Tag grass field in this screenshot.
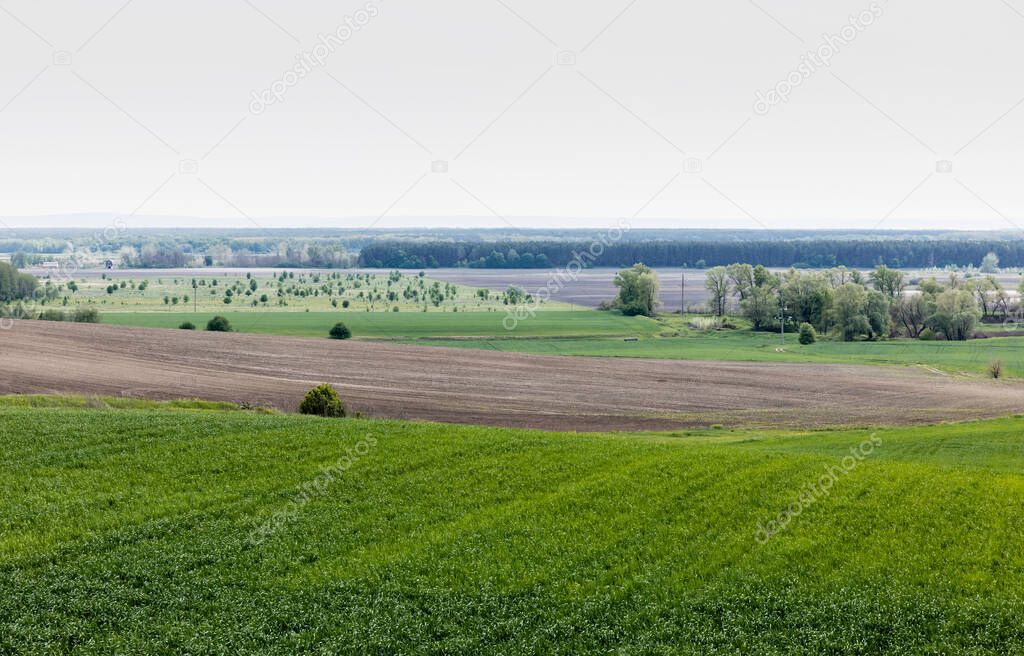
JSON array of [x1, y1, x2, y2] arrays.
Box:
[[95, 306, 1024, 377], [4, 399, 1024, 653], [416, 330, 1024, 377], [101, 310, 661, 339]]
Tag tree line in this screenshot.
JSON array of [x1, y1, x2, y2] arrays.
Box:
[[703, 264, 1022, 341], [357, 239, 1024, 269], [0, 262, 38, 302]]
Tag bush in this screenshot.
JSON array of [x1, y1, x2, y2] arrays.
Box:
[[179, 321, 196, 330], [299, 383, 347, 418], [989, 360, 1003, 379], [798, 322, 817, 345], [71, 307, 100, 323], [688, 317, 721, 332], [39, 309, 66, 321], [206, 316, 233, 332], [329, 322, 352, 340], [919, 328, 938, 341]]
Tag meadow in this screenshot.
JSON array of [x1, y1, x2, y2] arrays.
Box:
[[415, 330, 1024, 377], [3, 399, 1024, 653], [38, 270, 562, 314], [100, 310, 660, 339], [94, 305, 1024, 377]]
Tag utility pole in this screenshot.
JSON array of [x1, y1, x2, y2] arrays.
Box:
[[680, 268, 685, 316]]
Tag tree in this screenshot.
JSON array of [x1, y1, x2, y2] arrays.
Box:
[[741, 285, 778, 331], [831, 283, 870, 341], [704, 266, 730, 316], [980, 251, 1000, 273], [752, 265, 777, 289], [782, 271, 833, 331], [725, 263, 755, 300], [892, 294, 928, 338], [865, 290, 892, 339], [869, 265, 905, 302], [928, 289, 980, 341], [966, 276, 998, 318], [613, 263, 660, 317], [329, 322, 352, 339], [299, 384, 347, 418], [798, 322, 817, 344]]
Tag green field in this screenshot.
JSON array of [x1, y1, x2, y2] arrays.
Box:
[[101, 310, 661, 339], [3, 399, 1024, 653], [37, 270, 565, 314], [415, 330, 1024, 377], [94, 305, 1024, 377]]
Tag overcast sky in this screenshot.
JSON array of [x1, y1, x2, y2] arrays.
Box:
[[1, 0, 1023, 231]]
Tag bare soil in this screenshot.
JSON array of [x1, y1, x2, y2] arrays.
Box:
[[2, 321, 1022, 431]]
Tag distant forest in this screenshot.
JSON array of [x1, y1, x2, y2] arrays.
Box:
[[358, 239, 1024, 269]]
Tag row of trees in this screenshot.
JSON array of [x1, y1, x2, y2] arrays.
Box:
[[706, 264, 1017, 341], [359, 239, 1024, 269]]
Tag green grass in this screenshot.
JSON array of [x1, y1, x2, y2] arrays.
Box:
[[102, 310, 661, 339], [4, 403, 1024, 653], [408, 329, 1024, 377], [40, 271, 535, 314], [0, 394, 274, 412], [100, 308, 1022, 377]]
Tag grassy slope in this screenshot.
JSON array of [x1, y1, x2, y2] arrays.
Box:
[[101, 310, 661, 339], [3, 403, 1024, 653]]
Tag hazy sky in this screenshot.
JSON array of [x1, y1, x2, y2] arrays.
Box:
[[1, 0, 1023, 230]]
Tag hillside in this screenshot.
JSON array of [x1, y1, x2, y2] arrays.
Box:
[[3, 401, 1024, 653]]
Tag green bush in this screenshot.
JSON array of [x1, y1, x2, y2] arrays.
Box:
[[179, 321, 196, 330], [919, 328, 938, 341], [329, 322, 352, 340], [71, 307, 100, 323], [299, 383, 347, 418], [798, 322, 817, 345], [206, 316, 233, 332], [39, 309, 66, 321]]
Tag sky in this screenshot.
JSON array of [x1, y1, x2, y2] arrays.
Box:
[[1, 0, 1023, 231]]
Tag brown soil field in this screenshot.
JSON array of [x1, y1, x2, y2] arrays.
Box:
[[2, 321, 1023, 431]]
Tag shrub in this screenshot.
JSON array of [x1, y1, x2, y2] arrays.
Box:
[[206, 315, 233, 332], [39, 309, 66, 321], [919, 328, 938, 341], [688, 316, 721, 332], [72, 307, 100, 323], [179, 321, 196, 330], [798, 322, 817, 345], [299, 384, 347, 418], [989, 360, 1003, 379], [329, 322, 352, 340]]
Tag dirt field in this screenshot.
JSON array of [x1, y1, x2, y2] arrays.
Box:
[[2, 321, 1023, 431]]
